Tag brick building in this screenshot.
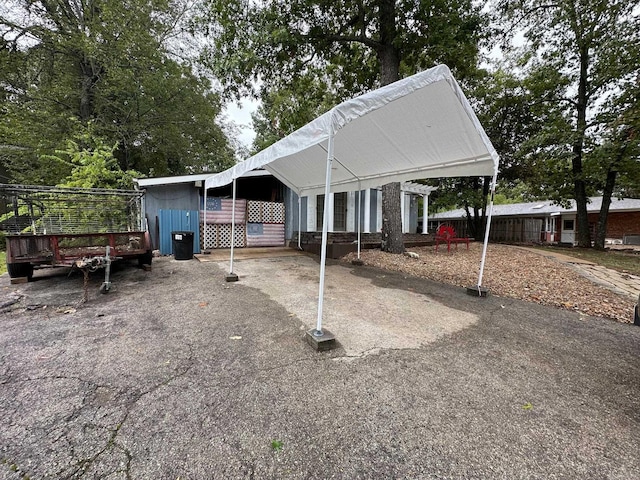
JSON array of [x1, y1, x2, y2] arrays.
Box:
[[430, 197, 640, 245]]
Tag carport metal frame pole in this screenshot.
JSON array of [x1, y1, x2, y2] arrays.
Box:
[[315, 134, 335, 335], [204, 187, 208, 251], [297, 194, 302, 250], [477, 170, 498, 288], [357, 181, 362, 259], [229, 177, 237, 275]]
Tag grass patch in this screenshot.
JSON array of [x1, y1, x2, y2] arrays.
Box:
[[533, 246, 640, 276], [0, 251, 5, 276]]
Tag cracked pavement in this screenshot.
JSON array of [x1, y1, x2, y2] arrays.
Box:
[[1, 254, 639, 479]]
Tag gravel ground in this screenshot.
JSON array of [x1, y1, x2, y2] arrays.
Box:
[[344, 243, 636, 323]]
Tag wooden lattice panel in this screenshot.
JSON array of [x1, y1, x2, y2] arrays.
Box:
[[201, 223, 217, 249], [247, 201, 263, 223], [272, 203, 285, 223], [217, 224, 245, 248]]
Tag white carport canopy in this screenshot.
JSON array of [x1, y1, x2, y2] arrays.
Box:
[[204, 64, 499, 336]]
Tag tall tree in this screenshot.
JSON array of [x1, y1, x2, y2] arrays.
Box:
[[0, 0, 235, 185], [497, 0, 640, 247], [200, 0, 486, 253]]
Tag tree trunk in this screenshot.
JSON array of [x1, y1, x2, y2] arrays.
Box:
[[377, 0, 404, 253], [381, 182, 404, 253], [79, 57, 100, 121], [594, 169, 616, 250], [595, 138, 628, 249], [573, 46, 591, 248]]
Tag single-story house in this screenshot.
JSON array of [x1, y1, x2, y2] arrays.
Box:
[[430, 197, 640, 245], [135, 171, 436, 254]]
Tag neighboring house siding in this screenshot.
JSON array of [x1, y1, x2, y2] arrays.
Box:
[[588, 212, 640, 238]]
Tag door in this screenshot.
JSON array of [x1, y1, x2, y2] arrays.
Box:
[[158, 209, 201, 255], [560, 216, 575, 244]]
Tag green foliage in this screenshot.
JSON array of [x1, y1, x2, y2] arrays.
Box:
[[201, 0, 486, 101], [0, 0, 236, 185], [251, 69, 340, 153], [270, 440, 284, 451], [496, 0, 640, 246], [50, 128, 140, 190]]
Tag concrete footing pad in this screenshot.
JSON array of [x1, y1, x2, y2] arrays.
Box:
[[225, 273, 239, 282], [305, 329, 337, 351], [466, 285, 489, 297]]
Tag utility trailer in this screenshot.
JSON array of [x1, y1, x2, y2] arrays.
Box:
[[1, 184, 152, 285]]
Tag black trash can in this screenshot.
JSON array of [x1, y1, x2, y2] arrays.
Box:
[[172, 231, 194, 260]]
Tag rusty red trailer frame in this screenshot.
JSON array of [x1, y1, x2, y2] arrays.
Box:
[[1, 184, 152, 279]]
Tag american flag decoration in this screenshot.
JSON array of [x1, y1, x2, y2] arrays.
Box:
[[201, 197, 246, 224], [246, 222, 285, 247], [200, 198, 285, 248]]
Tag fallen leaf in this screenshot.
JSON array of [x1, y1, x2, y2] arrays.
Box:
[[198, 302, 209, 307]]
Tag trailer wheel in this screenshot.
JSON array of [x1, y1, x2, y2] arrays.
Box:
[[138, 250, 153, 267], [7, 262, 33, 280]]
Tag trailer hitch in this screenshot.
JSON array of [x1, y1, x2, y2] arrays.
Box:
[[73, 246, 117, 300]]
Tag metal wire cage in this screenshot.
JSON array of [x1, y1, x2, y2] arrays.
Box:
[[0, 184, 145, 235]]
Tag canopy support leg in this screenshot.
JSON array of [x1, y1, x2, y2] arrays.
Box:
[[226, 177, 239, 282], [467, 171, 497, 297], [305, 134, 337, 351], [297, 194, 302, 250], [357, 182, 361, 259], [204, 188, 208, 251]]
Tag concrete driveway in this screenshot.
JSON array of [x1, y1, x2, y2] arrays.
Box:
[[1, 255, 639, 479]]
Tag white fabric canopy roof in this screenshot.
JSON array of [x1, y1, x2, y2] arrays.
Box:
[[205, 64, 499, 195], [204, 64, 500, 337]]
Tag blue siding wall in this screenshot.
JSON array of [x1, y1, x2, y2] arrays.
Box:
[[158, 209, 201, 255], [144, 184, 200, 250]]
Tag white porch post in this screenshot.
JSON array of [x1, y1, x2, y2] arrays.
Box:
[[347, 191, 356, 232], [422, 194, 429, 234], [307, 195, 316, 231], [376, 190, 382, 232], [363, 189, 371, 233], [328, 193, 335, 232], [400, 189, 406, 233]]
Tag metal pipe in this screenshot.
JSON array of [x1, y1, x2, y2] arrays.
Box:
[[477, 170, 498, 288], [357, 182, 361, 259], [230, 177, 236, 275], [298, 194, 302, 250], [204, 187, 208, 251], [315, 134, 335, 335]]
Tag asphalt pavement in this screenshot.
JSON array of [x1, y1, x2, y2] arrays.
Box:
[[1, 255, 639, 479]]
